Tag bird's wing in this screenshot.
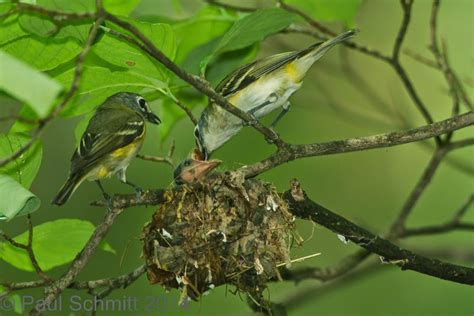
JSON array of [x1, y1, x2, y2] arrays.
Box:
[[216, 43, 322, 98], [70, 108, 144, 174]]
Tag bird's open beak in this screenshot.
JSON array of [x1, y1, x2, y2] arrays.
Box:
[[192, 159, 221, 179], [179, 159, 222, 184], [147, 112, 161, 124]]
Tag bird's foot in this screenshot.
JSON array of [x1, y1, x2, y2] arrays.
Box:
[[134, 186, 144, 200], [104, 194, 113, 212], [242, 113, 259, 127]]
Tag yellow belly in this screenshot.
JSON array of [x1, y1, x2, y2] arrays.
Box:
[[87, 134, 145, 181]]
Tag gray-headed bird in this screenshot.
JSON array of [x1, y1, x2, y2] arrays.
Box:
[[193, 29, 357, 159], [52, 92, 161, 207]]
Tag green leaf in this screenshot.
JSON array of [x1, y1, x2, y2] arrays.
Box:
[[0, 219, 115, 271], [0, 293, 24, 314], [181, 36, 259, 86], [56, 66, 161, 117], [172, 5, 238, 64], [0, 2, 12, 15], [201, 8, 296, 72], [286, 0, 362, 27], [18, 14, 57, 37], [12, 294, 24, 314], [103, 0, 141, 16], [0, 14, 28, 45], [36, 0, 95, 13], [0, 174, 40, 221], [0, 133, 42, 188], [100, 240, 117, 255], [94, 20, 176, 81], [1, 36, 82, 71], [0, 51, 62, 118], [55, 23, 93, 43], [215, 8, 296, 54], [9, 106, 39, 133]]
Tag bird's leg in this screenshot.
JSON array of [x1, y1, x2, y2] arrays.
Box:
[[270, 101, 291, 129], [243, 93, 279, 127], [95, 180, 113, 211], [117, 169, 143, 199], [265, 101, 290, 144]]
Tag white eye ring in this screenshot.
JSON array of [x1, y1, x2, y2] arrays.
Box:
[[137, 97, 147, 110]]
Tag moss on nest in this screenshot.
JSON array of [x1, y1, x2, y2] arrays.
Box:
[[142, 173, 295, 303]]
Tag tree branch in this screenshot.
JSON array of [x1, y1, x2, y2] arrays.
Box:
[[103, 13, 286, 147], [1, 265, 146, 293], [283, 180, 474, 285], [29, 207, 123, 315], [281, 246, 474, 312], [240, 112, 473, 178], [70, 264, 146, 291]]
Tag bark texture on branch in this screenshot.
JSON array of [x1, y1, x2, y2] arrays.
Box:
[[283, 180, 474, 285]]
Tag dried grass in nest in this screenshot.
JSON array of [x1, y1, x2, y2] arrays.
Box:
[[142, 173, 296, 303]]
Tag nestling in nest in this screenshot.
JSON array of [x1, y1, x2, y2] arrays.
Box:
[[142, 172, 296, 304]]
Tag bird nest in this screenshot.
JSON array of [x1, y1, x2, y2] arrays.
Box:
[[142, 173, 296, 303]]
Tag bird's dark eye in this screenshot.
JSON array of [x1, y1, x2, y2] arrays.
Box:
[[184, 160, 191, 167], [138, 98, 147, 110]]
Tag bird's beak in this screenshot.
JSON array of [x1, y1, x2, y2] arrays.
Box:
[[192, 159, 221, 178], [179, 159, 222, 184], [147, 112, 161, 124]]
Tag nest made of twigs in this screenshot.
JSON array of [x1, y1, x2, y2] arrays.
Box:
[[142, 172, 296, 303]]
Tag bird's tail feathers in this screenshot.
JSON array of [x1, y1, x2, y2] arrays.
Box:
[[299, 29, 359, 66], [51, 173, 83, 206]]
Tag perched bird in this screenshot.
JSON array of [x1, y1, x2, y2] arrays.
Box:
[[173, 158, 221, 185], [194, 29, 357, 159], [52, 92, 161, 207]]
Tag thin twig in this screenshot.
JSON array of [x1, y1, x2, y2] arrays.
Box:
[[204, 0, 256, 12], [429, 0, 461, 142], [402, 194, 474, 237], [174, 98, 197, 125], [0, 217, 51, 283], [137, 140, 176, 167], [26, 215, 52, 283], [388, 148, 446, 236], [393, 0, 413, 62], [404, 49, 438, 69], [277, 0, 336, 36]]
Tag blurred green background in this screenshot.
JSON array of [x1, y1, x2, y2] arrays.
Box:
[[1, 0, 473, 315]]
